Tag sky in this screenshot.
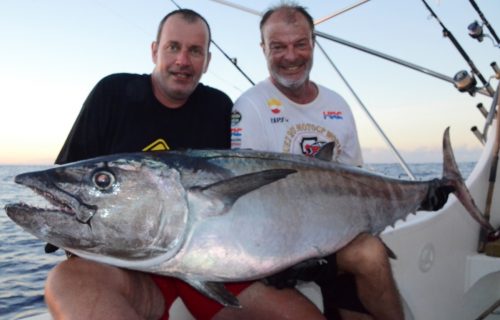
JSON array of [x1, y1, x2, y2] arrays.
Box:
[[0, 0, 499, 165]]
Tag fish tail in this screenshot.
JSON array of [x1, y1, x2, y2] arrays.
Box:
[[442, 127, 495, 232]]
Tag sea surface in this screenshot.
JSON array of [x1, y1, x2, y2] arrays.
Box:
[[0, 163, 476, 319]]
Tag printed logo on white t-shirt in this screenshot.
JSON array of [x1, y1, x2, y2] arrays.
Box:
[[267, 98, 283, 114], [282, 123, 342, 160]]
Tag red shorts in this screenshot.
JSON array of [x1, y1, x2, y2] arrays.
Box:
[[150, 275, 178, 320], [151, 275, 252, 320]]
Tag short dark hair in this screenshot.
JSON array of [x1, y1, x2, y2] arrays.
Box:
[[260, 2, 315, 43], [156, 9, 212, 50]]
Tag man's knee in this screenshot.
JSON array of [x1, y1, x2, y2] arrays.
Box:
[[45, 257, 166, 319], [45, 258, 115, 306], [337, 234, 389, 274], [46, 258, 85, 296]]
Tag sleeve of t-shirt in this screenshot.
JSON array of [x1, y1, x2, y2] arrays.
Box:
[[342, 124, 364, 167], [339, 106, 364, 167], [55, 78, 111, 164], [231, 94, 269, 151]]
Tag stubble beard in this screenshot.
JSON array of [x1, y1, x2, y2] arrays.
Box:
[[271, 61, 313, 91]]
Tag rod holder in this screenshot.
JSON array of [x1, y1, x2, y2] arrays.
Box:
[[491, 62, 500, 79], [477, 103, 488, 118], [471, 126, 485, 145]]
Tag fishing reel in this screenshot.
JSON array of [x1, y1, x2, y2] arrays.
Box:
[[453, 70, 477, 95], [468, 21, 484, 42], [468, 20, 500, 48]]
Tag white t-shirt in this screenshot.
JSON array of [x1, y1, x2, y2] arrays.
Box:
[[231, 78, 363, 166]]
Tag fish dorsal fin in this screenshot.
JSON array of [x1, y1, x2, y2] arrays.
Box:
[[184, 279, 241, 308], [314, 142, 335, 161], [190, 169, 296, 217]]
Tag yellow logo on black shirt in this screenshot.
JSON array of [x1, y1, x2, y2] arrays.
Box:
[[143, 139, 169, 151]]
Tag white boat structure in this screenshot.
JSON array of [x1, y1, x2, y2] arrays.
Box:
[[27, 0, 500, 319]]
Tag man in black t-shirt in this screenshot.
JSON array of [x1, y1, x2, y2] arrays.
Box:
[[45, 9, 325, 320]]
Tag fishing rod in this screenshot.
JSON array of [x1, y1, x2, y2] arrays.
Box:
[[467, 0, 500, 46], [420, 0, 495, 97], [314, 31, 490, 98], [169, 0, 255, 86]]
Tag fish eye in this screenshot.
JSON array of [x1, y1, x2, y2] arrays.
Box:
[[92, 170, 115, 191]]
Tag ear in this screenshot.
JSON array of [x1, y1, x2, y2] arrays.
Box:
[[151, 41, 159, 64], [203, 51, 212, 74]]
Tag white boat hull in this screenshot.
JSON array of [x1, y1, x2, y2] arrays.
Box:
[[380, 120, 500, 320]]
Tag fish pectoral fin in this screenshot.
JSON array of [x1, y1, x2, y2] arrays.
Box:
[[198, 169, 297, 208], [185, 280, 241, 308]]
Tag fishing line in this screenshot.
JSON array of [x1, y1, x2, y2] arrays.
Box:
[[421, 0, 495, 96], [169, 0, 254, 85]]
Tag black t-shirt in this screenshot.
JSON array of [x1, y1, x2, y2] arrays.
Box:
[[56, 73, 232, 164]]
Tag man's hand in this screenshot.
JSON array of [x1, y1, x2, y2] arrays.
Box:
[[262, 257, 330, 289]]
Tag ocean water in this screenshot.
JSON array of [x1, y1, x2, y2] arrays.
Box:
[[0, 162, 476, 319]]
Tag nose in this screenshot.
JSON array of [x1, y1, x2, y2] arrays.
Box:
[[282, 45, 298, 61], [175, 49, 191, 66]]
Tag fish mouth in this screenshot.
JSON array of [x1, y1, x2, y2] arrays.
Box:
[[9, 185, 77, 217], [9, 171, 97, 224]]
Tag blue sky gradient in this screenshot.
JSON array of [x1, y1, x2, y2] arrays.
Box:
[[1, 0, 498, 164]]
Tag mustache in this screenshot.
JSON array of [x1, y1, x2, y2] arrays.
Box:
[[168, 65, 194, 74]]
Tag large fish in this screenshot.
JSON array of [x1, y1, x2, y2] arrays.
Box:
[[4, 128, 495, 307]]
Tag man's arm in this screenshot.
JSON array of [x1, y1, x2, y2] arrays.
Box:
[[230, 95, 269, 151]]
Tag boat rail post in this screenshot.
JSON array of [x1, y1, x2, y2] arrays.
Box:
[[478, 81, 500, 253], [481, 82, 500, 142]]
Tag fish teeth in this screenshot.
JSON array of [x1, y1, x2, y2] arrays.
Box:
[[30, 188, 75, 215]]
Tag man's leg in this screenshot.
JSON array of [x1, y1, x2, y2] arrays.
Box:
[[45, 257, 168, 320], [336, 233, 404, 320]]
